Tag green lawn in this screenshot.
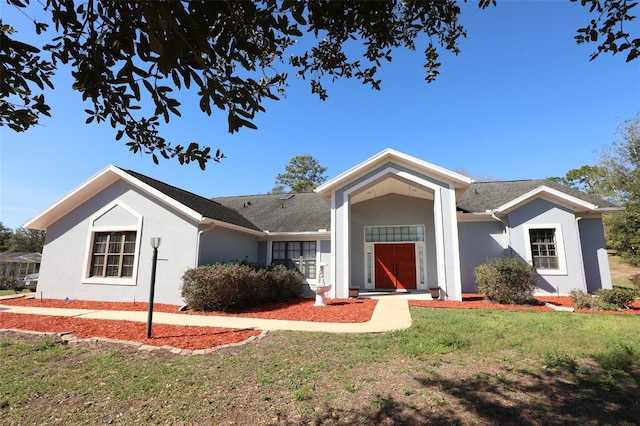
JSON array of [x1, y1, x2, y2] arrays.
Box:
[[2, 307, 639, 424]]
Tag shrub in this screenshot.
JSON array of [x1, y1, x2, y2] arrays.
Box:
[[474, 256, 538, 305], [568, 289, 593, 309], [594, 288, 636, 310], [181, 262, 304, 312], [629, 273, 640, 296]]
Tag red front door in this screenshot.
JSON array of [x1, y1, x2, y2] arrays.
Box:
[[374, 243, 417, 290]]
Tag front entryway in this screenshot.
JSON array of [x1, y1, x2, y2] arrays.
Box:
[[374, 243, 417, 290]]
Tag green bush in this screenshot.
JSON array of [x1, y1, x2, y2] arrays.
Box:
[[568, 289, 593, 309], [474, 257, 538, 305], [594, 288, 636, 310], [629, 273, 640, 293], [181, 262, 304, 312]]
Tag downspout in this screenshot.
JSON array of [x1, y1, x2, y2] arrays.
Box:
[[195, 223, 217, 267]]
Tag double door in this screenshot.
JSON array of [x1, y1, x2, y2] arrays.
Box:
[[374, 243, 417, 290]]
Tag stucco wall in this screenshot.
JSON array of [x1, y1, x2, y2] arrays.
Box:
[[331, 161, 463, 299], [457, 220, 506, 293], [197, 226, 259, 266], [37, 180, 199, 305], [578, 217, 612, 292], [350, 193, 436, 287], [507, 198, 585, 295]]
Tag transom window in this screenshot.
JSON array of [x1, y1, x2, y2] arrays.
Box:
[[272, 241, 316, 279], [529, 229, 558, 269], [90, 232, 137, 278], [365, 225, 424, 242]]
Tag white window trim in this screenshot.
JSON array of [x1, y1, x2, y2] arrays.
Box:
[[82, 201, 143, 286], [523, 224, 567, 276], [269, 239, 320, 284]]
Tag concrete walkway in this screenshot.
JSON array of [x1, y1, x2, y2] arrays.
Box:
[[0, 297, 412, 333]]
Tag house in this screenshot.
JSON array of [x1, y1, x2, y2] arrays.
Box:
[[0, 252, 41, 281], [24, 149, 620, 304]]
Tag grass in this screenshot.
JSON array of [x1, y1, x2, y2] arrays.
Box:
[[0, 289, 32, 296], [2, 308, 640, 424], [1, 255, 639, 423]]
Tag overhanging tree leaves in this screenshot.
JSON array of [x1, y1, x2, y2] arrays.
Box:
[[2, 0, 638, 169]]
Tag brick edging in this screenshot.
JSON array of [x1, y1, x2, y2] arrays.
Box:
[[0, 328, 268, 356]]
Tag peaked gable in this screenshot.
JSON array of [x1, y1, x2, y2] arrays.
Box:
[[457, 179, 620, 214], [315, 148, 472, 200], [24, 165, 261, 232]]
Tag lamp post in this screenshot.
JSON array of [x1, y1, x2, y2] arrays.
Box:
[[147, 237, 161, 338]]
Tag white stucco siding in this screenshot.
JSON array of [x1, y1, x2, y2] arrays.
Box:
[[330, 161, 463, 299], [350, 194, 437, 288], [578, 217, 612, 292], [507, 198, 585, 295], [198, 226, 259, 265], [36, 180, 199, 305], [458, 220, 506, 293]]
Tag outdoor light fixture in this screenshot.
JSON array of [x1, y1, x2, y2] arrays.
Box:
[[150, 237, 161, 249], [147, 237, 161, 338]]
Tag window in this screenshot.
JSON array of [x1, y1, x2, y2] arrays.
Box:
[[364, 225, 424, 242], [529, 228, 559, 269], [272, 241, 316, 279], [90, 232, 137, 278]]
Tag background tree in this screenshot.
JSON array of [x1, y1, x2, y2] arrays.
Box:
[[549, 164, 610, 196], [3, 227, 46, 253], [0, 222, 13, 251], [553, 114, 640, 265], [275, 155, 327, 193], [2, 0, 638, 168]]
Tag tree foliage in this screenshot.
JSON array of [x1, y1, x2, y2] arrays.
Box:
[[2, 0, 638, 168], [600, 115, 640, 265], [549, 164, 610, 196], [555, 115, 640, 265], [0, 223, 46, 253], [275, 154, 327, 192]]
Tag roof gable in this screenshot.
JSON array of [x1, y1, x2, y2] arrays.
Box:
[[457, 179, 620, 214], [24, 165, 261, 232], [315, 148, 472, 199]]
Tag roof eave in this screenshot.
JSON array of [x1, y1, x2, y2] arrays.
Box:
[[494, 185, 599, 215], [24, 165, 205, 230], [316, 148, 472, 196]]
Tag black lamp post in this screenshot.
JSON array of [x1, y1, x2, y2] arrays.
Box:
[[147, 237, 161, 338]]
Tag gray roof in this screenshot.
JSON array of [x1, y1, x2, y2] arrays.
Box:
[[121, 169, 262, 232], [212, 193, 331, 233], [0, 252, 42, 263], [457, 179, 619, 213], [118, 169, 616, 234]]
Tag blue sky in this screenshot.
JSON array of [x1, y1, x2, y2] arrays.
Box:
[[1, 1, 638, 230]]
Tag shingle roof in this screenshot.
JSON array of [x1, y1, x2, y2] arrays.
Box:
[[120, 169, 262, 231], [119, 169, 616, 234], [212, 193, 331, 233], [457, 179, 619, 213]]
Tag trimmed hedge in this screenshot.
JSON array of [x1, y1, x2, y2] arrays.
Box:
[[181, 262, 304, 312], [474, 256, 538, 305]]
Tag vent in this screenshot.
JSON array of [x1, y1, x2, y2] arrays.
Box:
[[279, 194, 295, 200]]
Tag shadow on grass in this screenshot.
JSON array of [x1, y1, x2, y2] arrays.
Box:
[[282, 345, 640, 425]]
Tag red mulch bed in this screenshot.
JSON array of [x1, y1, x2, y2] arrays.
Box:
[[409, 293, 640, 315], [3, 294, 640, 352], [0, 297, 377, 351], [0, 312, 259, 351], [0, 297, 377, 322]]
